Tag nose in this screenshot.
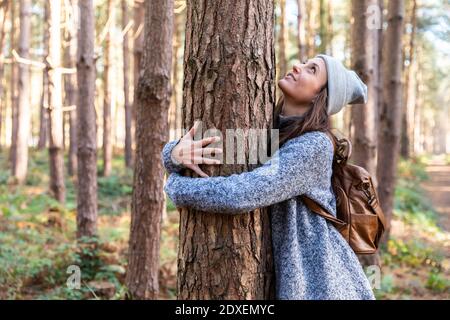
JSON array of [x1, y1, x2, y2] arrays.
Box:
[[292, 63, 302, 74]]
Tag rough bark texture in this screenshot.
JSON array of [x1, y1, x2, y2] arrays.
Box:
[[76, 0, 97, 238], [126, 0, 173, 300], [37, 1, 49, 150], [377, 0, 405, 243], [122, 0, 133, 168], [65, 0, 78, 176], [13, 0, 31, 184], [350, 0, 380, 185], [177, 0, 275, 300], [102, 0, 113, 176]]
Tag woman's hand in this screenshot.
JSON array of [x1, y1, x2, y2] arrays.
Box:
[[171, 121, 222, 177]]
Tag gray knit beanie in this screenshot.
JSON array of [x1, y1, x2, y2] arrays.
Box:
[[316, 54, 368, 116]]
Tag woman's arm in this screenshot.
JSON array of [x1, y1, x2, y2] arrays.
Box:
[[161, 138, 185, 174], [164, 131, 333, 214]]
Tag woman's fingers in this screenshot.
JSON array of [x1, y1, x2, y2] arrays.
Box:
[[192, 157, 221, 165], [185, 164, 209, 178], [186, 120, 202, 139], [201, 147, 222, 157], [198, 136, 221, 147]]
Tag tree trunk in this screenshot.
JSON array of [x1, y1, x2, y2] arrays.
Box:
[[102, 0, 113, 176], [37, 1, 49, 150], [76, 0, 97, 238], [296, 0, 307, 62], [13, 0, 31, 184], [177, 0, 275, 300], [65, 0, 78, 176], [400, 0, 417, 159], [318, 0, 327, 54], [277, 0, 287, 81], [131, 0, 143, 163], [122, 0, 133, 167], [126, 0, 173, 300], [0, 0, 9, 149], [47, 0, 65, 202], [168, 8, 181, 140], [377, 0, 405, 243], [9, 1, 18, 166], [350, 0, 380, 185]]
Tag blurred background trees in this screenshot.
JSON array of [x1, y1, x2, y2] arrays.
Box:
[[0, 0, 448, 300]]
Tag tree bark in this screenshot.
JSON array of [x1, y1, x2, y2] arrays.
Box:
[[318, 0, 327, 54], [47, 0, 66, 202], [350, 0, 380, 185], [76, 0, 98, 238], [13, 0, 31, 184], [37, 1, 49, 150], [122, 0, 133, 168], [0, 0, 9, 149], [400, 0, 417, 159], [130, 0, 143, 165], [277, 0, 287, 81], [65, 0, 78, 176], [38, 1, 49, 150], [377, 0, 405, 243], [9, 1, 18, 166], [126, 0, 173, 300], [296, 0, 307, 62], [177, 0, 275, 300], [102, 0, 114, 176]]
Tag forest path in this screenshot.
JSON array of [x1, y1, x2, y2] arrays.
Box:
[[421, 155, 450, 233]]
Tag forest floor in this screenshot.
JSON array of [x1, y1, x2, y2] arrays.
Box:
[[0, 150, 448, 300], [376, 154, 450, 300]]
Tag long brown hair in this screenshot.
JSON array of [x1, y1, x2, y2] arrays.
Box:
[[274, 86, 332, 147]]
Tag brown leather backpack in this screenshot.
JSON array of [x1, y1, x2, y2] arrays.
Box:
[[300, 131, 386, 254]]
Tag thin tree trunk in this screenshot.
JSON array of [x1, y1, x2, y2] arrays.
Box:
[[102, 0, 113, 176], [327, 0, 333, 56], [38, 0, 49, 150], [350, 0, 379, 183], [169, 8, 181, 140], [126, 0, 173, 300], [177, 0, 275, 300], [305, 0, 315, 58], [318, 0, 327, 54], [47, 0, 65, 202], [131, 0, 143, 160], [10, 1, 18, 165], [65, 0, 78, 176], [400, 0, 417, 159], [77, 0, 97, 238], [0, 0, 9, 149], [278, 0, 287, 80], [296, 0, 307, 62], [122, 0, 133, 167], [13, 0, 31, 184], [377, 0, 405, 243]]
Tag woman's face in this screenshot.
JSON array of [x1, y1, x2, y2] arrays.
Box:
[[278, 57, 328, 105]]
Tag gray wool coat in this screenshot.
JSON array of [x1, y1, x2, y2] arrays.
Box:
[[162, 130, 375, 300]]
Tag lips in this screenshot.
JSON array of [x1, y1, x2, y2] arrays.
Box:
[[285, 72, 296, 81]]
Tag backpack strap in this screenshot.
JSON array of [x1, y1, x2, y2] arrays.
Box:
[[300, 195, 346, 227]]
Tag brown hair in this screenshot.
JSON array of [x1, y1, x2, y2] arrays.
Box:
[[274, 86, 332, 147]]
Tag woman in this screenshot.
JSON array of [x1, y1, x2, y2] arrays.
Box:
[[161, 54, 375, 300]]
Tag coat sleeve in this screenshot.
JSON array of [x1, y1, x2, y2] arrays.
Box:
[[163, 132, 333, 214], [161, 138, 185, 174]]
